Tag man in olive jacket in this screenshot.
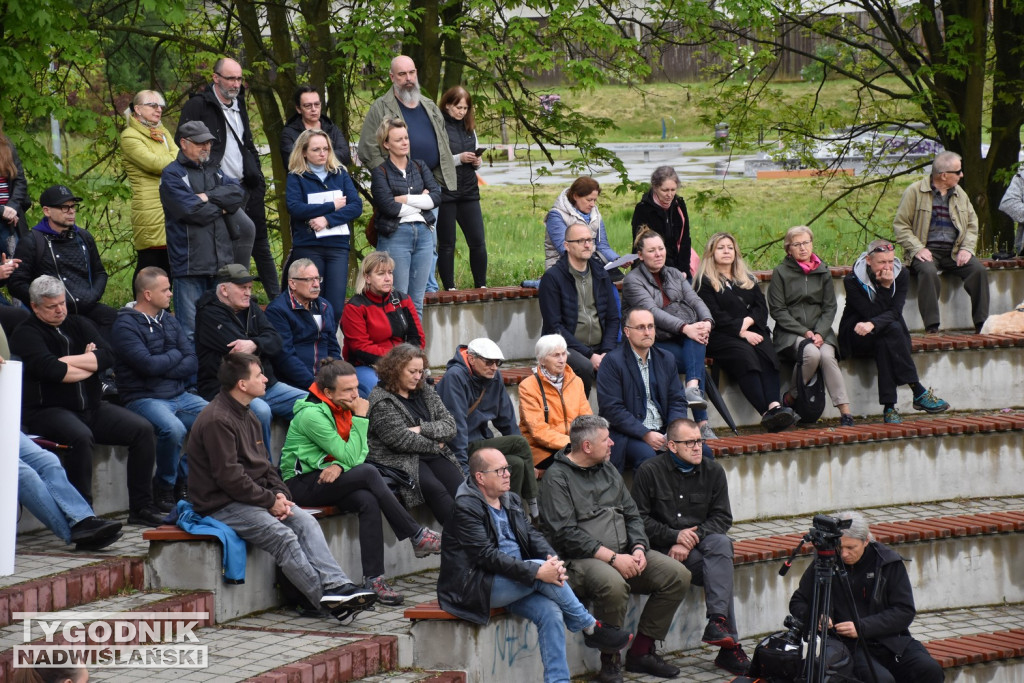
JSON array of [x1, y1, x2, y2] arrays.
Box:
[[538, 415, 688, 682]]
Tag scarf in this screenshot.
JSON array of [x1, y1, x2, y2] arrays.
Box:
[[539, 365, 564, 392], [652, 192, 673, 210], [797, 254, 822, 274], [307, 382, 353, 448], [668, 449, 697, 474]]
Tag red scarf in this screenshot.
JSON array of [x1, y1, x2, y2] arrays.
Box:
[[307, 382, 353, 461]]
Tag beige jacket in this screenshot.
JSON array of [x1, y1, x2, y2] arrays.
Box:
[[893, 176, 979, 260]]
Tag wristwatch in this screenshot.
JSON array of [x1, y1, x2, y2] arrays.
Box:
[[607, 553, 617, 566]]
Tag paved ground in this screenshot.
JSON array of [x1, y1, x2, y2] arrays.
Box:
[[6, 496, 1020, 681]]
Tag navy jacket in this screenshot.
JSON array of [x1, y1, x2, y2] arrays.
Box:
[[160, 153, 246, 278], [265, 290, 341, 389], [285, 169, 363, 250], [538, 252, 620, 358], [111, 305, 197, 403], [596, 341, 687, 440], [194, 290, 285, 400]]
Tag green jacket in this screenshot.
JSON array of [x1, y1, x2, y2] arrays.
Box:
[[356, 89, 456, 191], [767, 254, 839, 359], [280, 395, 369, 480], [120, 113, 178, 250], [537, 448, 649, 560], [893, 176, 979, 261]]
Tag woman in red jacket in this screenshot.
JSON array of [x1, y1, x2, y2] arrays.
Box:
[[341, 251, 425, 397]]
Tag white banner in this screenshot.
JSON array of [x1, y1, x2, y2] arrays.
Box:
[[0, 359, 23, 576]]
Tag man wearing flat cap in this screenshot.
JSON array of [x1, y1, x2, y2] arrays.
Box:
[[194, 263, 306, 458], [436, 337, 538, 518], [160, 119, 254, 341], [10, 185, 117, 340]]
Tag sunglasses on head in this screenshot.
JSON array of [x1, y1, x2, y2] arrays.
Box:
[[869, 243, 895, 255]]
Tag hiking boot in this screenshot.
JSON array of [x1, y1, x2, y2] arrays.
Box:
[[840, 413, 855, 427], [127, 505, 165, 527], [153, 481, 175, 513], [624, 649, 679, 678], [699, 422, 718, 440], [364, 575, 404, 606], [583, 621, 632, 652], [715, 644, 751, 675], [913, 388, 949, 413], [412, 528, 442, 558], [594, 651, 622, 683], [685, 385, 707, 410], [761, 406, 796, 432], [701, 615, 736, 648], [174, 479, 190, 503], [884, 407, 903, 424]]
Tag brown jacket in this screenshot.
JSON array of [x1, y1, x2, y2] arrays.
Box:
[[188, 390, 290, 515], [518, 365, 592, 466]]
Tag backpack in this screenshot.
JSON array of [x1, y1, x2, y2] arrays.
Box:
[[792, 338, 826, 423]]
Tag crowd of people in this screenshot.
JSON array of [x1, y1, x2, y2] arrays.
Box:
[[0, 53, 995, 683]]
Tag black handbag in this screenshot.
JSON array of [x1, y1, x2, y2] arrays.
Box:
[[792, 338, 827, 424], [368, 460, 415, 492]]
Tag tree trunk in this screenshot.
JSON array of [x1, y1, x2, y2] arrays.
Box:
[[404, 0, 442, 99], [988, 0, 1024, 251]]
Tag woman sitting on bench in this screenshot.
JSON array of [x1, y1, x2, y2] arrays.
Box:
[[281, 358, 442, 606]]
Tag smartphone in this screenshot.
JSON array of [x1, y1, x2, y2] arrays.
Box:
[[474, 147, 487, 157]]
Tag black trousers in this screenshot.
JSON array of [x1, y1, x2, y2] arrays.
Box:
[[417, 452, 464, 527], [437, 198, 487, 289], [852, 639, 944, 683], [286, 463, 421, 578], [22, 403, 156, 511], [847, 323, 919, 405]]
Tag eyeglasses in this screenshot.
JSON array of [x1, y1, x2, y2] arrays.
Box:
[[300, 102, 322, 110], [671, 438, 704, 449], [869, 243, 895, 255], [52, 204, 79, 213], [141, 102, 164, 109], [625, 324, 656, 332], [481, 466, 510, 476], [789, 240, 812, 249], [476, 357, 503, 368], [291, 276, 323, 283], [944, 169, 964, 176], [215, 73, 244, 83], [565, 238, 595, 245]]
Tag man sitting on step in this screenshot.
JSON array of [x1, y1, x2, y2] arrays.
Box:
[[438, 447, 631, 682], [187, 352, 376, 621], [790, 510, 944, 683]]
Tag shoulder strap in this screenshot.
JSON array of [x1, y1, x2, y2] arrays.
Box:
[[467, 385, 487, 416], [533, 371, 549, 422]]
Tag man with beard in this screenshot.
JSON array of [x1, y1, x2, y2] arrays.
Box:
[[358, 56, 456, 192], [160, 120, 252, 340], [178, 57, 278, 300]]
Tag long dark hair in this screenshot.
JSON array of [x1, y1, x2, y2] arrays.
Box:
[[438, 86, 475, 132], [0, 118, 17, 180]]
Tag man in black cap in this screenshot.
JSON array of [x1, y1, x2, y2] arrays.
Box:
[[9, 185, 116, 339], [160, 119, 253, 341], [178, 57, 279, 300], [194, 263, 306, 456]]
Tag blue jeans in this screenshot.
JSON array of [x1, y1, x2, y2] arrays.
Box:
[[173, 275, 215, 344], [490, 559, 595, 683], [210, 501, 353, 606], [354, 365, 379, 398], [18, 434, 95, 543], [425, 206, 439, 293], [657, 338, 709, 422], [377, 222, 433, 317], [292, 243, 349, 326], [126, 393, 209, 486], [251, 381, 308, 457]]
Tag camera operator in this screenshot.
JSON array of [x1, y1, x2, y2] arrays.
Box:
[[788, 511, 943, 683]]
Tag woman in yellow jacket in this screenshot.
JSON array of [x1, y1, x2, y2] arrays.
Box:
[[518, 334, 593, 476], [121, 90, 178, 280]]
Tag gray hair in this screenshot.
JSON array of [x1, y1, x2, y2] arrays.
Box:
[[288, 258, 317, 279], [569, 414, 609, 452], [835, 510, 873, 542], [535, 334, 567, 363], [783, 225, 813, 251], [29, 275, 66, 304], [650, 165, 680, 189], [931, 151, 962, 175]]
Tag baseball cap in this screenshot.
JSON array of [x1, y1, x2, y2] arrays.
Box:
[[215, 264, 255, 285], [467, 338, 504, 361], [39, 185, 83, 207], [178, 120, 217, 143]]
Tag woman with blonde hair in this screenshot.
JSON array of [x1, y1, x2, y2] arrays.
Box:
[[286, 128, 363, 324], [696, 232, 795, 432], [120, 90, 178, 281], [341, 251, 425, 397], [767, 226, 854, 425]]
